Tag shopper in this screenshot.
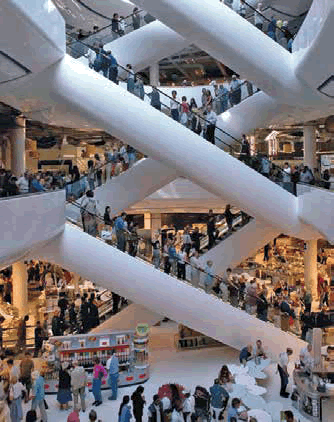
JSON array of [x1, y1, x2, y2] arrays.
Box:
[[278, 347, 293, 397], [132, 8, 141, 30], [31, 370, 47, 422], [16, 315, 29, 353], [67, 408, 80, 422], [210, 379, 229, 422], [20, 351, 34, 401], [204, 261, 214, 293], [92, 358, 107, 406], [88, 410, 97, 422], [180, 97, 189, 126], [131, 385, 146, 422], [206, 209, 216, 250], [254, 2, 264, 30], [229, 75, 242, 106], [81, 190, 98, 237], [71, 360, 87, 412], [170, 90, 179, 121], [148, 395, 164, 422], [34, 321, 44, 357], [190, 250, 202, 287], [239, 344, 253, 365], [151, 234, 161, 269], [107, 350, 119, 400], [108, 50, 118, 84], [177, 247, 187, 280], [126, 64, 135, 93], [150, 87, 161, 111], [114, 212, 130, 252], [119, 395, 132, 422], [57, 362, 72, 410], [205, 104, 217, 144], [9, 375, 25, 422], [51, 308, 64, 336]]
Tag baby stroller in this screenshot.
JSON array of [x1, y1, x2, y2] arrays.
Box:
[[192, 386, 211, 421]]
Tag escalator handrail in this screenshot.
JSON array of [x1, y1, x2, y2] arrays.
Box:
[[68, 200, 252, 287], [65, 216, 306, 338], [66, 34, 297, 188], [66, 9, 147, 47]]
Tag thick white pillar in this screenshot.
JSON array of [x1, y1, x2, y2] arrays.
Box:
[[303, 124, 317, 171], [304, 239, 318, 299], [151, 213, 162, 234], [10, 116, 26, 177], [149, 63, 160, 86], [12, 261, 29, 317]]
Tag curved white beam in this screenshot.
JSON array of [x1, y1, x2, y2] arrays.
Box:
[[133, 0, 314, 103], [32, 224, 306, 358], [39, 56, 320, 239]]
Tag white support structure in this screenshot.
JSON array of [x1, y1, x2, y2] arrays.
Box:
[[149, 62, 160, 86], [32, 224, 306, 359], [43, 56, 320, 240], [303, 124, 317, 171], [10, 116, 25, 177]]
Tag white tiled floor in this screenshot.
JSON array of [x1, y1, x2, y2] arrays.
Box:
[[22, 323, 310, 422]]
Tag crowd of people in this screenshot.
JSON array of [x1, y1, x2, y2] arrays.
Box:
[[221, 1, 294, 51], [0, 169, 67, 197]]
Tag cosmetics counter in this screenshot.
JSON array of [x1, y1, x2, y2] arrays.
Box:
[[41, 330, 149, 394]]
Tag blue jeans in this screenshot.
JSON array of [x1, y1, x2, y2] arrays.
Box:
[[108, 373, 119, 400], [88, 178, 95, 191], [171, 109, 179, 121], [128, 152, 136, 168], [278, 365, 288, 394], [92, 378, 102, 402]]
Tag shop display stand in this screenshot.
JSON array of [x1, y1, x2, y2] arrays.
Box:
[[43, 330, 149, 393]]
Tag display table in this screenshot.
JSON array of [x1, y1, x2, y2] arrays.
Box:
[[246, 358, 271, 379], [292, 369, 331, 422], [248, 409, 272, 422]]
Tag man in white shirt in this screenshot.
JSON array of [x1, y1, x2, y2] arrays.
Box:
[[278, 347, 293, 398], [170, 90, 180, 121], [16, 172, 29, 194], [205, 104, 217, 144], [300, 344, 313, 368]]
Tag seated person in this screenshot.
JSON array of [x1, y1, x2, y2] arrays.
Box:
[[227, 398, 249, 422], [255, 339, 267, 359], [239, 344, 253, 365], [218, 365, 234, 384]]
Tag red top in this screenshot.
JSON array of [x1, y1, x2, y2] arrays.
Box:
[[181, 102, 189, 113]]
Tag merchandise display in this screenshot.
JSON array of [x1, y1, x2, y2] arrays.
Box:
[[42, 329, 149, 393]]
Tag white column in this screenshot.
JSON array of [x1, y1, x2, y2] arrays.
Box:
[[303, 124, 317, 171], [149, 63, 160, 86], [304, 239, 318, 299], [151, 213, 161, 234], [10, 116, 26, 177], [12, 261, 29, 317], [144, 212, 151, 230]]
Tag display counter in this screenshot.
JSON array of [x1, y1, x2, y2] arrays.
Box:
[[42, 330, 149, 394], [292, 369, 334, 422]]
